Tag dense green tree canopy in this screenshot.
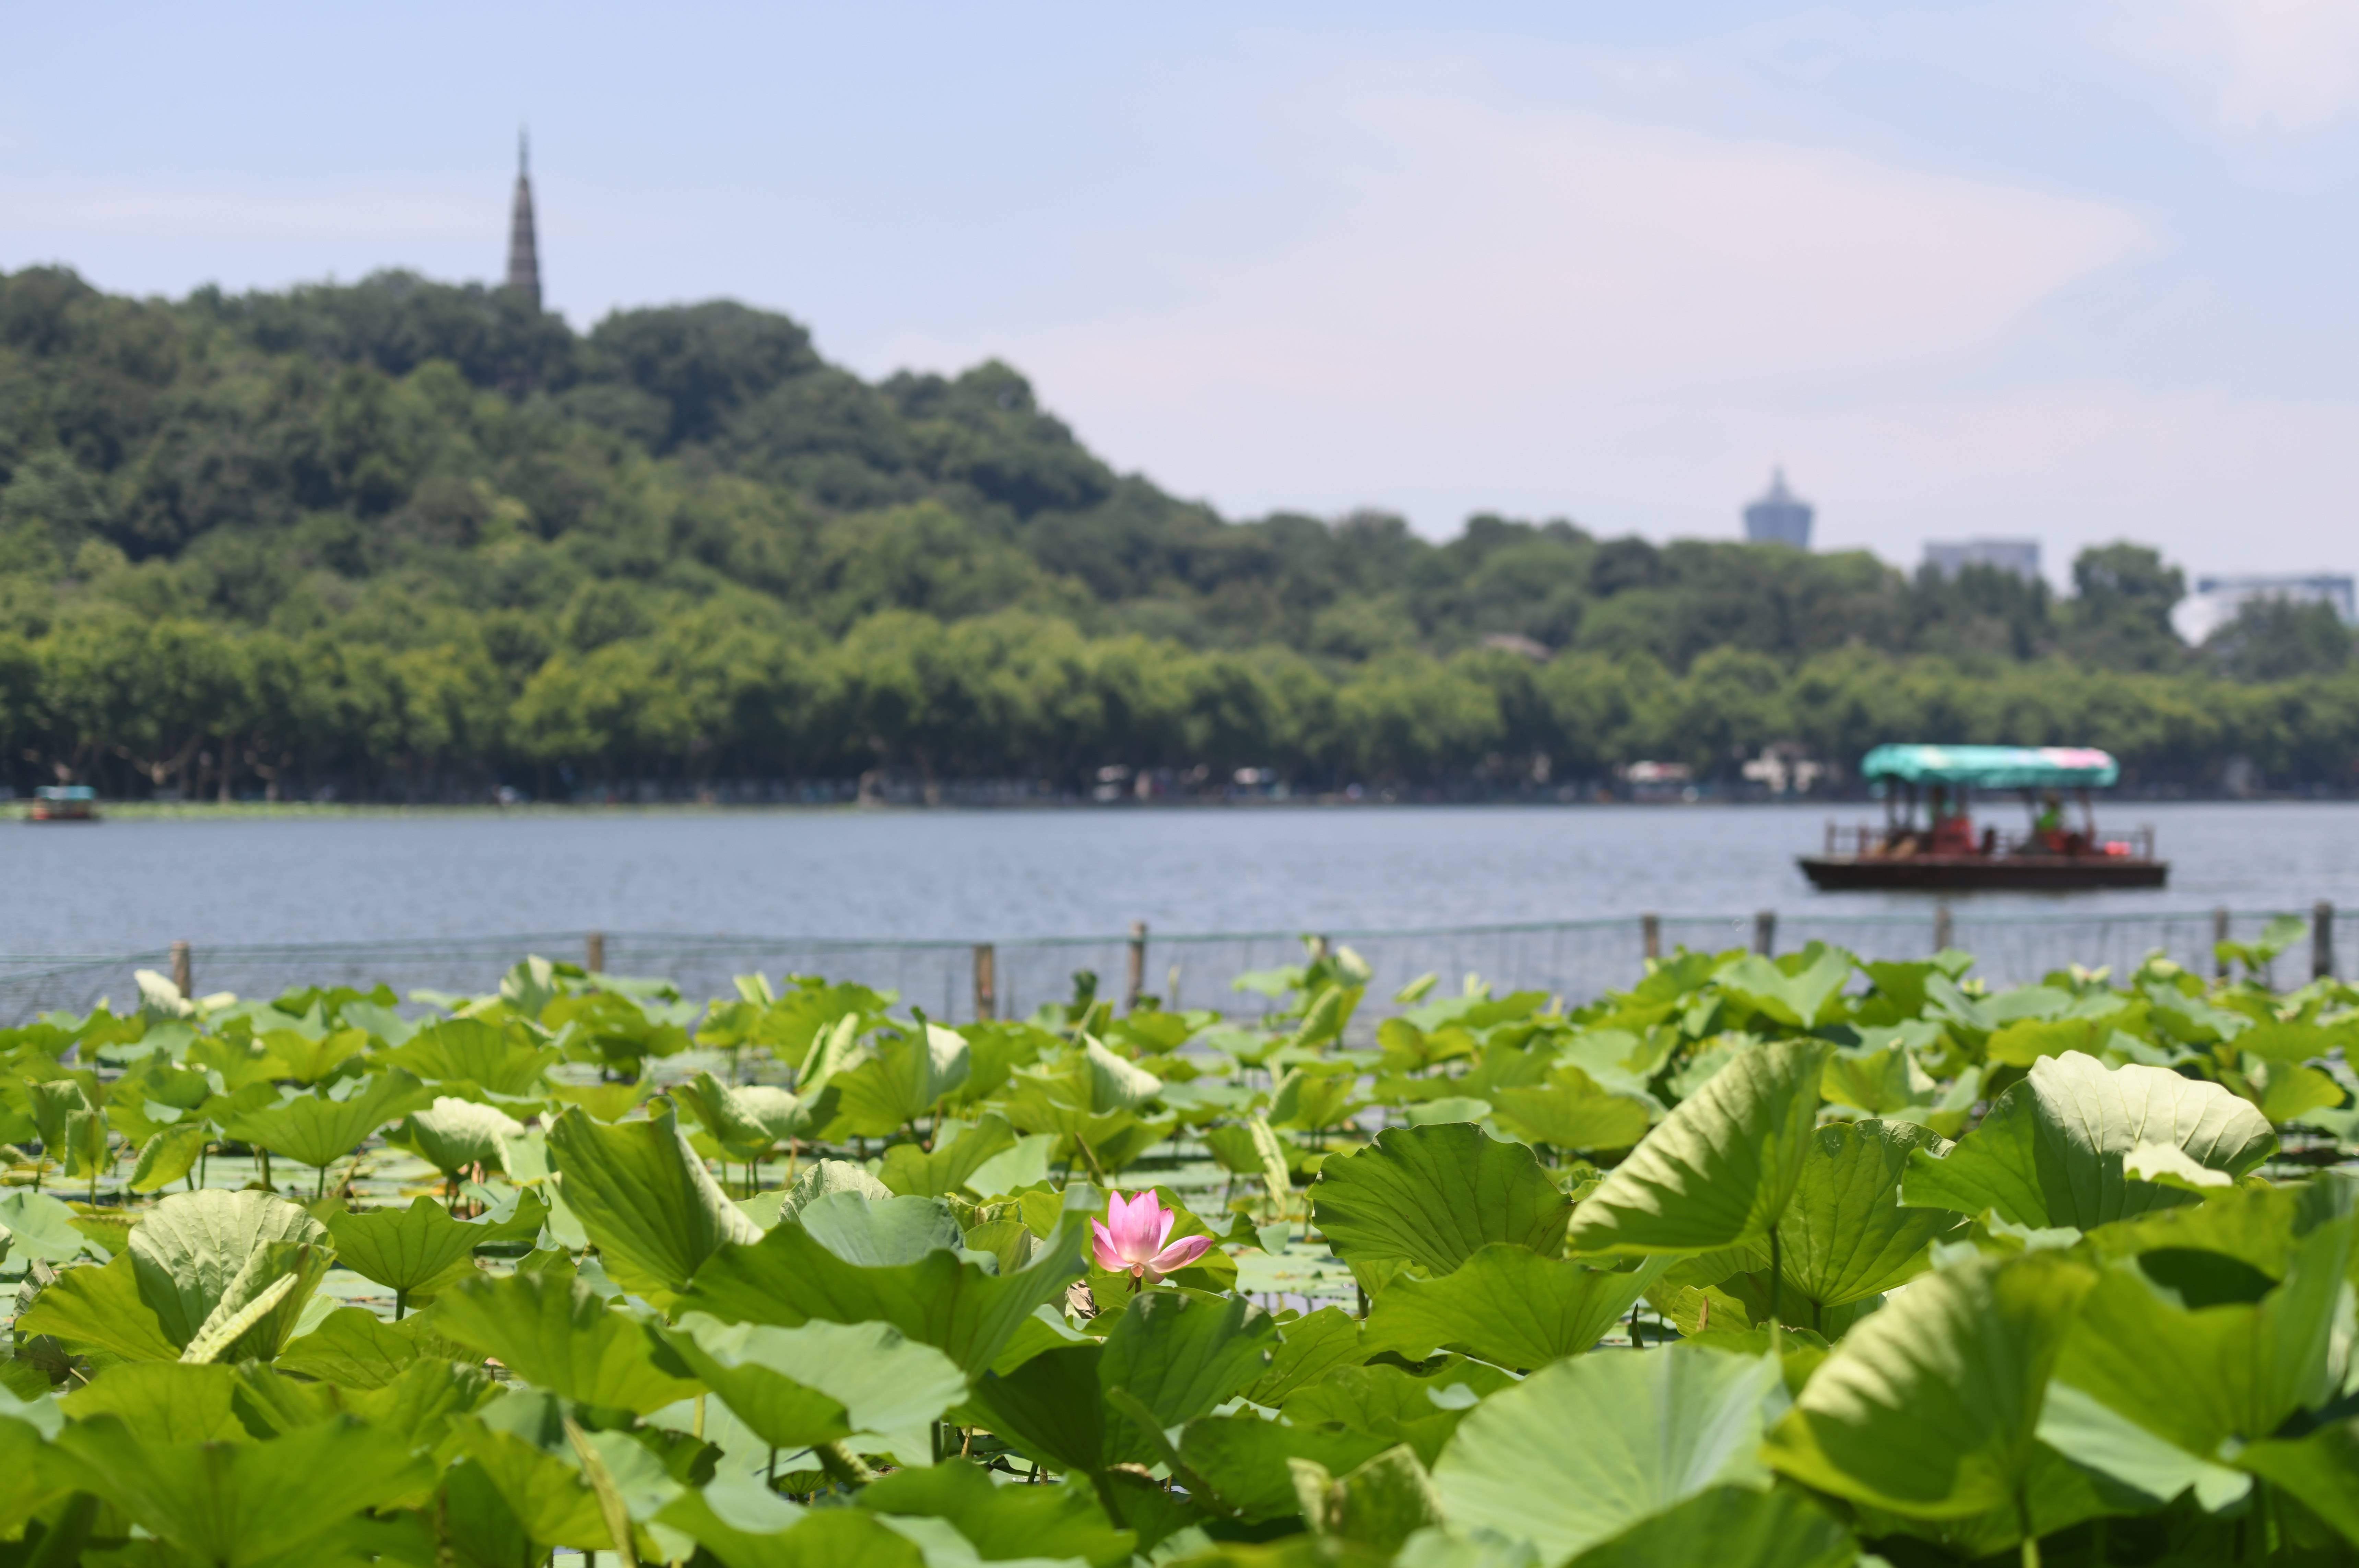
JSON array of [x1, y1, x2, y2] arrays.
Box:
[[0, 264, 2351, 799]]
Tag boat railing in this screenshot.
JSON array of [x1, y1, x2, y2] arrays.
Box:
[[1824, 821, 2157, 861]]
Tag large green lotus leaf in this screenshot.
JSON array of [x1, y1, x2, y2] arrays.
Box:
[[795, 1191, 966, 1265], [0, 1409, 64, 1546], [1283, 1359, 1514, 1469], [1716, 947, 1853, 1028], [775, 1157, 897, 1220], [960, 1341, 1105, 1474], [678, 1210, 1085, 1375], [1844, 1438, 2150, 1563], [130, 1121, 211, 1193], [2254, 1060, 2348, 1125], [1100, 1290, 1277, 1465], [2229, 1018, 2350, 1065], [123, 1189, 329, 1350], [181, 1236, 332, 1365], [327, 1195, 481, 1304], [276, 1305, 425, 1390], [1764, 1250, 2097, 1520], [827, 1024, 973, 1138], [1312, 1123, 1573, 1293], [2051, 1214, 2353, 1490], [61, 1361, 246, 1444], [1366, 1245, 1668, 1369], [663, 1312, 966, 1449], [877, 1113, 1022, 1197], [256, 1026, 368, 1085], [1900, 1051, 2275, 1230], [52, 1412, 431, 1568], [0, 1189, 91, 1263], [2079, 1180, 2309, 1280], [439, 1458, 541, 1568], [1490, 1067, 1653, 1153], [661, 1483, 924, 1568], [2239, 1418, 2359, 1547], [545, 1104, 761, 1301], [1566, 1039, 1832, 1255], [857, 1457, 1133, 1568], [1777, 1120, 1963, 1319], [1291, 1443, 1443, 1556], [1562, 1483, 1856, 1568], [385, 1017, 559, 1095], [12, 1253, 181, 1360], [341, 1357, 498, 1455], [452, 1392, 617, 1551], [433, 1265, 699, 1415], [1178, 1414, 1396, 1523], [223, 1068, 430, 1170], [1249, 1305, 1375, 1406], [1821, 1040, 1934, 1116], [394, 1096, 529, 1178], [1431, 1342, 1782, 1564]]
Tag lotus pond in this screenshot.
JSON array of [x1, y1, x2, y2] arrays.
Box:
[[0, 930, 2356, 1567]]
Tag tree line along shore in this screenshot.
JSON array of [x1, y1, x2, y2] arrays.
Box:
[[2, 265, 2350, 801]]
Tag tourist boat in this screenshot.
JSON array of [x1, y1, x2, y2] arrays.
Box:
[[26, 785, 98, 823], [1799, 745, 2167, 891]]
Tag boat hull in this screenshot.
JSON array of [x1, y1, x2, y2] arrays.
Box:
[[1798, 855, 2168, 891]]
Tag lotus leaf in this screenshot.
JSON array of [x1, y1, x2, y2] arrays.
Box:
[[435, 1264, 700, 1414], [1490, 1065, 1653, 1152], [1773, 1119, 1963, 1325], [53, 1412, 431, 1567], [1560, 1484, 1857, 1568], [857, 1457, 1134, 1567], [1765, 1250, 2096, 1525], [680, 1205, 1085, 1373], [224, 1067, 429, 1175], [544, 1103, 762, 1301], [328, 1195, 484, 1309], [1901, 1051, 2276, 1230], [1366, 1244, 1668, 1368], [1312, 1122, 1573, 1293], [1431, 1343, 1782, 1564], [828, 1023, 973, 1137], [662, 1312, 967, 1448], [1567, 1039, 1832, 1255]]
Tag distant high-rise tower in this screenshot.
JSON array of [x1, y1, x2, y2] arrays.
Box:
[[505, 129, 541, 310], [1742, 468, 1813, 550]]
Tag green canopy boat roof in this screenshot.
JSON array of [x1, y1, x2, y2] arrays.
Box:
[[1860, 744, 2120, 790]]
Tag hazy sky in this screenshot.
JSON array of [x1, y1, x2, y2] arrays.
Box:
[[8, 3, 2358, 582]]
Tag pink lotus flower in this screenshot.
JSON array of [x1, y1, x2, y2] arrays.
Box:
[[1091, 1190, 1213, 1285]]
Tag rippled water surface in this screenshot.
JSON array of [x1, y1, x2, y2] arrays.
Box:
[[9, 800, 2358, 952]]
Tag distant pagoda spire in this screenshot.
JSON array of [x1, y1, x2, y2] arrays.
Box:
[[505, 128, 541, 310]]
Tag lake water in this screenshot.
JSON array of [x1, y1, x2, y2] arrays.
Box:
[[10, 800, 2358, 954]]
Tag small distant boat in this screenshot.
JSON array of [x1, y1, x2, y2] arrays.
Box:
[[26, 785, 98, 823], [1800, 745, 2167, 891]]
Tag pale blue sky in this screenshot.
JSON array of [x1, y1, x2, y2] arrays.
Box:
[[7, 3, 2358, 582]]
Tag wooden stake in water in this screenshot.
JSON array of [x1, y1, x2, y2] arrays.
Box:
[[170, 940, 192, 999], [1125, 921, 1147, 1012], [972, 944, 996, 1022]]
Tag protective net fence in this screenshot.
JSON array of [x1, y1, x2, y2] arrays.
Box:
[[1, 903, 2345, 1026]]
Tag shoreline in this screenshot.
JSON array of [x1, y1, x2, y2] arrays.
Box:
[[15, 792, 2358, 822]]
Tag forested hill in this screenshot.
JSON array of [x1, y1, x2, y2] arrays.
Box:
[[0, 264, 2352, 801]]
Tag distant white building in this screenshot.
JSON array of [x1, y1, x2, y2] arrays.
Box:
[[2174, 573, 2358, 644], [1742, 469, 1813, 550], [1924, 538, 2040, 581]]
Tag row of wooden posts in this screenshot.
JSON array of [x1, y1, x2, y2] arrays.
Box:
[[157, 903, 2337, 1011]]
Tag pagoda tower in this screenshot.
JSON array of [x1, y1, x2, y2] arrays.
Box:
[[505, 130, 541, 310]]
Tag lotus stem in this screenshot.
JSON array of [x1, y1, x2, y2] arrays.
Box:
[[814, 1440, 874, 1488], [1768, 1225, 1782, 1330]]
